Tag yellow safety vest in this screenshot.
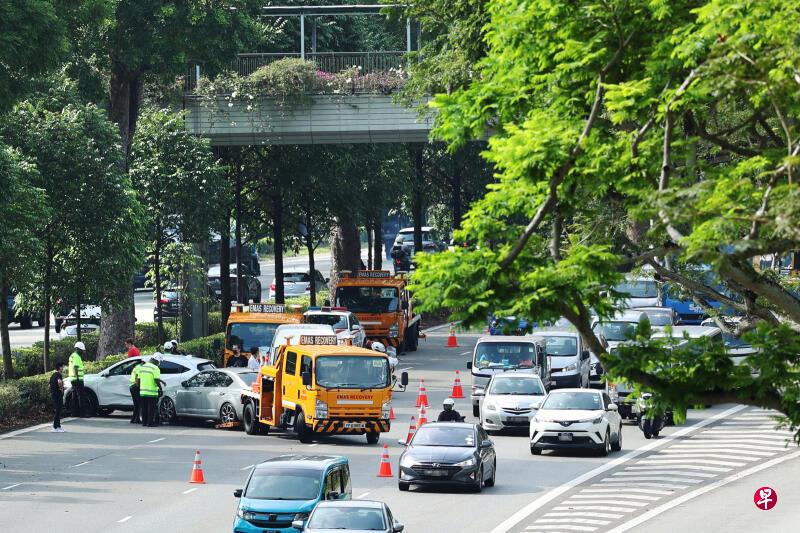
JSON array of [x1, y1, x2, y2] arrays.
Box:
[[137, 362, 161, 397], [129, 364, 141, 385], [68, 352, 85, 379]]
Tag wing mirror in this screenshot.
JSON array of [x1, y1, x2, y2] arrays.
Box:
[[466, 361, 472, 370], [393, 523, 405, 532], [581, 350, 591, 360], [400, 371, 409, 386], [301, 370, 312, 387], [607, 403, 619, 411], [291, 520, 305, 530], [327, 491, 340, 500], [233, 488, 243, 498], [480, 439, 493, 449], [181, 380, 189, 388]]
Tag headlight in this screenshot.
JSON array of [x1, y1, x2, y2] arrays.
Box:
[[315, 398, 328, 419], [454, 457, 477, 467], [562, 362, 578, 372], [237, 508, 256, 521], [471, 385, 485, 396], [400, 454, 415, 468], [389, 324, 399, 337], [534, 415, 555, 423], [382, 401, 392, 420], [484, 402, 497, 411], [294, 512, 309, 522]]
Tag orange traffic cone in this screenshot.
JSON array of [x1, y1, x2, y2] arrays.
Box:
[[389, 406, 396, 420], [415, 379, 429, 407], [405, 415, 417, 444], [418, 404, 428, 426], [189, 450, 206, 484], [377, 444, 393, 477], [446, 323, 459, 348], [451, 371, 465, 398]]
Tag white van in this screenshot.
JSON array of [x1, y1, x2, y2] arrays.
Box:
[[612, 276, 661, 308], [266, 324, 337, 364]]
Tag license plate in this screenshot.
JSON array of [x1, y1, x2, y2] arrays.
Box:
[[344, 422, 366, 429], [558, 432, 573, 442], [507, 416, 528, 423], [423, 469, 448, 476]]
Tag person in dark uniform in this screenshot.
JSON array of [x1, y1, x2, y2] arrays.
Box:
[[437, 398, 464, 422], [226, 345, 248, 367], [129, 362, 142, 424], [390, 245, 411, 273], [50, 363, 66, 432]]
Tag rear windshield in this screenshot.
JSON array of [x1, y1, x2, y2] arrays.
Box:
[[197, 362, 216, 371], [227, 322, 280, 353], [246, 468, 321, 500], [644, 310, 673, 326], [284, 273, 311, 282], [306, 314, 348, 330], [238, 372, 258, 386], [412, 426, 475, 447], [308, 507, 386, 530]]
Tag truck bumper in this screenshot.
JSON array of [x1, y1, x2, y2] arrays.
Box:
[[313, 419, 389, 434]]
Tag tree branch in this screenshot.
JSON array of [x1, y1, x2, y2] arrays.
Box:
[[645, 258, 745, 311], [695, 117, 759, 157], [718, 259, 800, 324]]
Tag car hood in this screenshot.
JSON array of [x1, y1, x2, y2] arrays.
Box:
[[404, 445, 474, 463], [537, 409, 603, 422], [472, 366, 538, 377], [486, 394, 543, 409], [240, 497, 318, 514]]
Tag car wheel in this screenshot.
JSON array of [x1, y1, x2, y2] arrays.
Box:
[[19, 316, 32, 329], [472, 466, 483, 493], [642, 418, 653, 439], [473, 404, 480, 417], [98, 408, 114, 417], [407, 324, 418, 351], [160, 397, 177, 424], [611, 423, 622, 451], [366, 431, 380, 445], [599, 429, 611, 457], [530, 445, 542, 455], [295, 411, 314, 443], [36, 317, 46, 327], [243, 402, 261, 435], [219, 402, 238, 424], [398, 481, 410, 492], [484, 461, 496, 487]]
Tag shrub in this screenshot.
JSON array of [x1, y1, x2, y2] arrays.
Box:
[[135, 321, 161, 347], [208, 312, 224, 335], [182, 333, 225, 367], [250, 58, 317, 98]]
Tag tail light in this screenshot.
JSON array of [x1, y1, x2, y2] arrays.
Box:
[[159, 298, 169, 304]]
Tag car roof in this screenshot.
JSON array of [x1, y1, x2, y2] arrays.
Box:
[[398, 226, 433, 233], [548, 388, 601, 394], [304, 310, 350, 316], [275, 324, 335, 332], [256, 455, 346, 470], [476, 335, 542, 344], [219, 367, 257, 375], [489, 373, 543, 382], [285, 345, 384, 357], [315, 500, 384, 509], [530, 330, 578, 338], [134, 354, 211, 365], [420, 421, 476, 430], [637, 306, 673, 312], [597, 309, 648, 322], [652, 325, 721, 339]]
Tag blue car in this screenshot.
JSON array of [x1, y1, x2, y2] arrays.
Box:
[[233, 455, 352, 533], [488, 316, 530, 335]]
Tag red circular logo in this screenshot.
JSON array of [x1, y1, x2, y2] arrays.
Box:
[[753, 487, 777, 510]]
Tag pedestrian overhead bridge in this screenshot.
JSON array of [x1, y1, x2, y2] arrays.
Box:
[[184, 4, 433, 146]]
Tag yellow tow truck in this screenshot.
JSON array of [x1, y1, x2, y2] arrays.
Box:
[[224, 303, 301, 366], [240, 334, 407, 444]]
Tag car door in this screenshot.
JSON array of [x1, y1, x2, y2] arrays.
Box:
[[349, 314, 365, 346], [476, 426, 494, 478], [282, 350, 300, 409], [176, 371, 211, 416], [97, 359, 142, 407], [204, 371, 235, 419], [603, 392, 621, 436]]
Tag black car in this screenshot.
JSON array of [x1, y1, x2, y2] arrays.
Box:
[[154, 284, 218, 319], [208, 264, 261, 303], [397, 422, 496, 492], [5, 293, 44, 329]]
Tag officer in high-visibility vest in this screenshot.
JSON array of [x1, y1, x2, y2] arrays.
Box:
[[69, 342, 87, 417], [136, 355, 162, 427], [129, 363, 142, 424]]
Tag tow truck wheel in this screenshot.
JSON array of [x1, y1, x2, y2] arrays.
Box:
[[407, 324, 419, 351], [295, 411, 314, 443], [366, 431, 380, 444], [243, 402, 261, 435]]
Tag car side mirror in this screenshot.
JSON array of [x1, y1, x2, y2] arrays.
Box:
[[233, 489, 243, 498], [400, 371, 409, 386], [581, 350, 590, 360], [291, 520, 305, 531], [402, 300, 409, 310], [607, 403, 618, 411], [393, 523, 405, 533], [480, 440, 493, 449], [466, 361, 472, 370], [327, 491, 340, 500], [325, 278, 330, 283], [351, 324, 360, 331], [301, 371, 312, 387], [181, 380, 189, 388]]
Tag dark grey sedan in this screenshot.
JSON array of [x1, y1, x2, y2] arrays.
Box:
[[397, 422, 496, 492], [293, 500, 404, 533]]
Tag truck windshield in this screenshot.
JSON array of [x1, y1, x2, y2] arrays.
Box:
[[245, 467, 321, 500], [316, 356, 390, 389], [473, 342, 537, 369], [336, 286, 399, 313], [227, 322, 280, 353], [305, 314, 348, 330]]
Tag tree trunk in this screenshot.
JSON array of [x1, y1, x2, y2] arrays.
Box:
[[272, 192, 285, 304], [43, 242, 54, 372], [0, 279, 13, 380], [367, 223, 373, 269], [306, 212, 317, 307], [100, 66, 141, 358], [372, 217, 383, 270], [408, 143, 426, 254], [220, 211, 232, 324], [75, 288, 82, 344], [154, 227, 164, 344], [329, 212, 361, 293], [235, 170, 244, 303]]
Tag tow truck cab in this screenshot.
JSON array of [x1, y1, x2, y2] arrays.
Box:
[[225, 304, 301, 366], [334, 270, 421, 352], [241, 335, 398, 445]]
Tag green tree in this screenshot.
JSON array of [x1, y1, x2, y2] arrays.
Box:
[[130, 109, 229, 342], [411, 0, 800, 439]]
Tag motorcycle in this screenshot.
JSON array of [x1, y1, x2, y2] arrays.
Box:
[[634, 392, 666, 439]]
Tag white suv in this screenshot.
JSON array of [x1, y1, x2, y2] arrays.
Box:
[[302, 308, 366, 347]]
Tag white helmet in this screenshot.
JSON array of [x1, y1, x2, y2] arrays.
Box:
[[170, 339, 178, 348], [74, 341, 86, 351], [443, 398, 455, 411], [163, 341, 173, 350], [370, 341, 386, 353], [150, 353, 163, 364]]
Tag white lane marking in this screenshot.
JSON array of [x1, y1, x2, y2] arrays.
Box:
[[308, 443, 319, 447], [356, 491, 372, 499], [580, 487, 672, 495], [562, 500, 648, 507], [527, 526, 597, 532], [644, 454, 755, 462], [241, 464, 254, 470], [460, 351, 471, 356], [624, 464, 730, 473], [700, 431, 792, 438], [147, 438, 165, 444], [2, 483, 22, 490], [637, 458, 744, 467], [71, 461, 90, 468], [544, 512, 624, 519], [600, 476, 702, 484], [663, 447, 775, 457], [399, 366, 414, 371], [488, 404, 746, 533], [570, 493, 661, 501], [593, 482, 688, 490], [535, 518, 610, 525], [675, 439, 788, 449], [183, 487, 199, 495], [613, 470, 716, 479], [118, 516, 132, 523], [606, 449, 800, 533], [553, 506, 637, 513]]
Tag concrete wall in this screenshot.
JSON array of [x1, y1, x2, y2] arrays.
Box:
[[184, 94, 433, 145]]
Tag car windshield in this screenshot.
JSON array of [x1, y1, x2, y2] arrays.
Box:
[[398, 231, 432, 243], [227, 323, 280, 353], [540, 336, 577, 356], [307, 507, 387, 531], [284, 272, 310, 283], [237, 372, 258, 387], [306, 314, 348, 330], [614, 281, 658, 298], [488, 377, 544, 395], [644, 311, 673, 326], [245, 468, 321, 500], [336, 286, 399, 313], [411, 426, 475, 447], [542, 392, 603, 410], [473, 342, 537, 368], [316, 356, 390, 389], [592, 321, 637, 342], [723, 333, 752, 349]]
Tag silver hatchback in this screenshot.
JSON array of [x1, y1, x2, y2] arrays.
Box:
[[159, 368, 258, 424], [480, 374, 546, 433]]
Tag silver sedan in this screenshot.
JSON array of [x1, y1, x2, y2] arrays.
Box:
[[159, 368, 258, 425]]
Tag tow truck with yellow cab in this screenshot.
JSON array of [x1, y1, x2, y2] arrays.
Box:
[[224, 303, 301, 367]]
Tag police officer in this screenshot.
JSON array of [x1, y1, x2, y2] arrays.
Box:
[[136, 355, 162, 427], [437, 398, 463, 422], [129, 362, 142, 424], [69, 342, 87, 417]]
